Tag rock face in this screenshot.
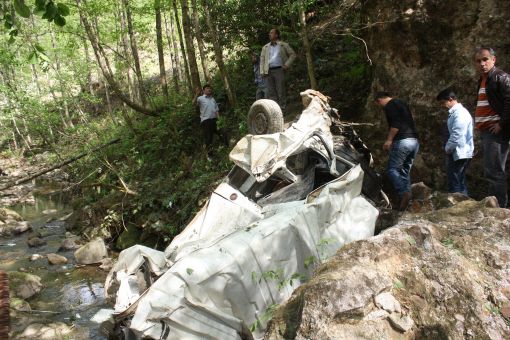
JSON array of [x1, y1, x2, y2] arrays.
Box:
[[265, 200, 510, 339], [360, 0, 510, 197], [74, 238, 108, 264]]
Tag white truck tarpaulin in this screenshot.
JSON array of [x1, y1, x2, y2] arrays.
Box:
[[106, 165, 378, 339]]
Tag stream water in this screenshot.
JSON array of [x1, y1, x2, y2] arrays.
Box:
[[0, 180, 109, 339]]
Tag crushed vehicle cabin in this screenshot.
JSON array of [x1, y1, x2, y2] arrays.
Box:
[[100, 90, 387, 339]]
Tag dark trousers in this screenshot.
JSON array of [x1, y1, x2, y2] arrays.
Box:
[[481, 131, 509, 207], [446, 155, 470, 195], [266, 67, 286, 111], [201, 118, 228, 156]]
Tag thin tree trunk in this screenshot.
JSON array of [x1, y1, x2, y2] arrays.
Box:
[[119, 4, 136, 102], [155, 0, 169, 104], [77, 0, 160, 116], [190, 0, 211, 83], [200, 0, 236, 107], [172, 0, 192, 94], [180, 0, 201, 92], [50, 28, 75, 128], [163, 11, 180, 92], [299, 2, 317, 89], [121, 0, 146, 105]]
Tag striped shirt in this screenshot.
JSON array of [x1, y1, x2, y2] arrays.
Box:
[[475, 77, 499, 130]]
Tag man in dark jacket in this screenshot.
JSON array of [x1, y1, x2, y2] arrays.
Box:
[[474, 47, 510, 207], [375, 92, 420, 211]]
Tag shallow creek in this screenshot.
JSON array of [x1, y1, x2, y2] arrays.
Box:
[[0, 181, 109, 339]]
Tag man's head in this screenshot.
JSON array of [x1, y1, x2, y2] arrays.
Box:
[[269, 28, 280, 42], [374, 91, 392, 107], [251, 52, 259, 65], [203, 84, 213, 96], [474, 47, 496, 76], [436, 88, 458, 109]]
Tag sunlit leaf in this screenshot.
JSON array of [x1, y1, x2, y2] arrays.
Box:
[[14, 0, 31, 18]]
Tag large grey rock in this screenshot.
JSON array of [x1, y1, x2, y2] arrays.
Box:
[[74, 238, 108, 264]]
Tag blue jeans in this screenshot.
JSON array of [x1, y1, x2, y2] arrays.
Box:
[[481, 131, 509, 207], [387, 138, 419, 197], [446, 155, 470, 195]]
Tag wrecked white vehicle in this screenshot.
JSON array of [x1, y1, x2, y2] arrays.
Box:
[[102, 90, 386, 339]]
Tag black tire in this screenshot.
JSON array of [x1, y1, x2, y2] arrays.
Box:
[[247, 99, 284, 135], [0, 271, 9, 339]]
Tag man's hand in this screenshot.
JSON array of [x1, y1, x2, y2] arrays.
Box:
[[489, 122, 502, 134], [283, 64, 289, 70], [383, 140, 392, 151]]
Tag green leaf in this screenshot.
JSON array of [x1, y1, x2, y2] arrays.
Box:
[[57, 3, 70, 16], [14, 0, 31, 18], [45, 1, 57, 20], [37, 51, 50, 62], [36, 0, 47, 8], [27, 51, 37, 64], [186, 268, 193, 275], [34, 43, 45, 53], [54, 15, 66, 26]]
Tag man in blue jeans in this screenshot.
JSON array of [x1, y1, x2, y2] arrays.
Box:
[[436, 88, 474, 195], [375, 92, 420, 211]]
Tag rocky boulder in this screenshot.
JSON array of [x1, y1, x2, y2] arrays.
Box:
[[8, 272, 43, 300], [46, 253, 68, 265], [265, 200, 510, 339], [74, 238, 108, 264]]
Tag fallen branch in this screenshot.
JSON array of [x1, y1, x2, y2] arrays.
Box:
[[0, 139, 121, 192]]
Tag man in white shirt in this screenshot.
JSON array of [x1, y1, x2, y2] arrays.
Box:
[[260, 28, 296, 112], [194, 84, 228, 159]]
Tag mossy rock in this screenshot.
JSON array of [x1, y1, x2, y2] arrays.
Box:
[[116, 224, 142, 250], [0, 208, 22, 222]]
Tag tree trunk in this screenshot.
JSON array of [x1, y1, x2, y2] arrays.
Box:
[[77, 0, 161, 116], [180, 0, 202, 92], [200, 0, 236, 107], [50, 28, 75, 128], [163, 11, 181, 92], [172, 0, 192, 94], [121, 0, 146, 105], [155, 0, 169, 104], [119, 5, 136, 102], [190, 0, 211, 83], [299, 2, 317, 90]]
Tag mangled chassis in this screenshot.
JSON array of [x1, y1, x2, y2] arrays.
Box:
[[104, 91, 384, 339]]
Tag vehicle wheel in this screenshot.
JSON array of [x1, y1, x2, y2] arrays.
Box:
[[247, 99, 284, 135], [0, 271, 9, 339]]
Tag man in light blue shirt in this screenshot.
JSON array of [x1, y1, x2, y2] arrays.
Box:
[[194, 84, 228, 159], [437, 88, 474, 195]]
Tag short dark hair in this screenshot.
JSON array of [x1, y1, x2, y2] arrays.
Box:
[[202, 84, 212, 90], [374, 91, 392, 100], [436, 88, 457, 101], [476, 47, 496, 56], [271, 28, 281, 39]]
